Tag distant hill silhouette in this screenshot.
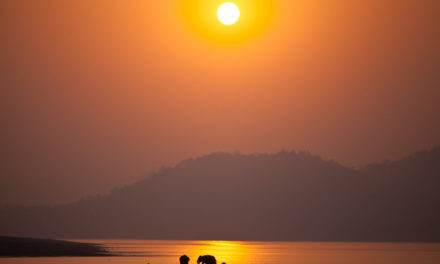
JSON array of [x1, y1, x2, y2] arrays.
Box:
[[0, 148, 439, 242]]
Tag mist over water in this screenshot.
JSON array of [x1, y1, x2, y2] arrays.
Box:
[[1, 240, 439, 264]]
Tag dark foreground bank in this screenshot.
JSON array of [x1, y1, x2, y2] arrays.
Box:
[[0, 236, 110, 257]]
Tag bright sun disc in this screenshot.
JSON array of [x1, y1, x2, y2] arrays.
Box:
[[217, 3, 240, 25]]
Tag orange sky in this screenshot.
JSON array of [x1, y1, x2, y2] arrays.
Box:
[[1, 0, 440, 205]]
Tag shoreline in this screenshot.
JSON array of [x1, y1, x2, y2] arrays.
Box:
[[0, 236, 111, 257]]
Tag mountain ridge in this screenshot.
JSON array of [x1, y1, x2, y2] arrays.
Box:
[[1, 147, 439, 242]]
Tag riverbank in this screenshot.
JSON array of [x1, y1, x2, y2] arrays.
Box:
[[0, 236, 110, 257]]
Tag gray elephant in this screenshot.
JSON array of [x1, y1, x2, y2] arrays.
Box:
[[197, 255, 217, 264]]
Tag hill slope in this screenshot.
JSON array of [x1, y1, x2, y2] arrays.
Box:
[[0, 149, 439, 241]]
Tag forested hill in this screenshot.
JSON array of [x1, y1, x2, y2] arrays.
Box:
[[0, 148, 439, 242]]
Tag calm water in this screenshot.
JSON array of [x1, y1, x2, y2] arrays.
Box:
[[1, 240, 440, 264]]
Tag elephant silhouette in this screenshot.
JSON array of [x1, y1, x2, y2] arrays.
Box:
[[180, 255, 190, 264], [197, 255, 217, 264]]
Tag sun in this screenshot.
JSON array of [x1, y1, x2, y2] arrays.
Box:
[[217, 2, 240, 25]]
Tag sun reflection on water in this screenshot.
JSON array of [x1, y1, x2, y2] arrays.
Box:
[[2, 240, 440, 264], [185, 240, 253, 264]]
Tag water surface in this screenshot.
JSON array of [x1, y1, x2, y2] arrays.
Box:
[[1, 240, 440, 264]]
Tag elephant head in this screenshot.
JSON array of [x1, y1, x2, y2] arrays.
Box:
[[197, 255, 217, 264]]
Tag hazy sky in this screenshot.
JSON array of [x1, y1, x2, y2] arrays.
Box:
[[1, 0, 439, 206]]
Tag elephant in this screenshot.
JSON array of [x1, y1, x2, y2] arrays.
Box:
[[180, 255, 190, 264], [197, 255, 217, 264]]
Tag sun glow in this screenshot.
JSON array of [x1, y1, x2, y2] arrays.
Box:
[[217, 3, 240, 25], [181, 0, 276, 43]]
